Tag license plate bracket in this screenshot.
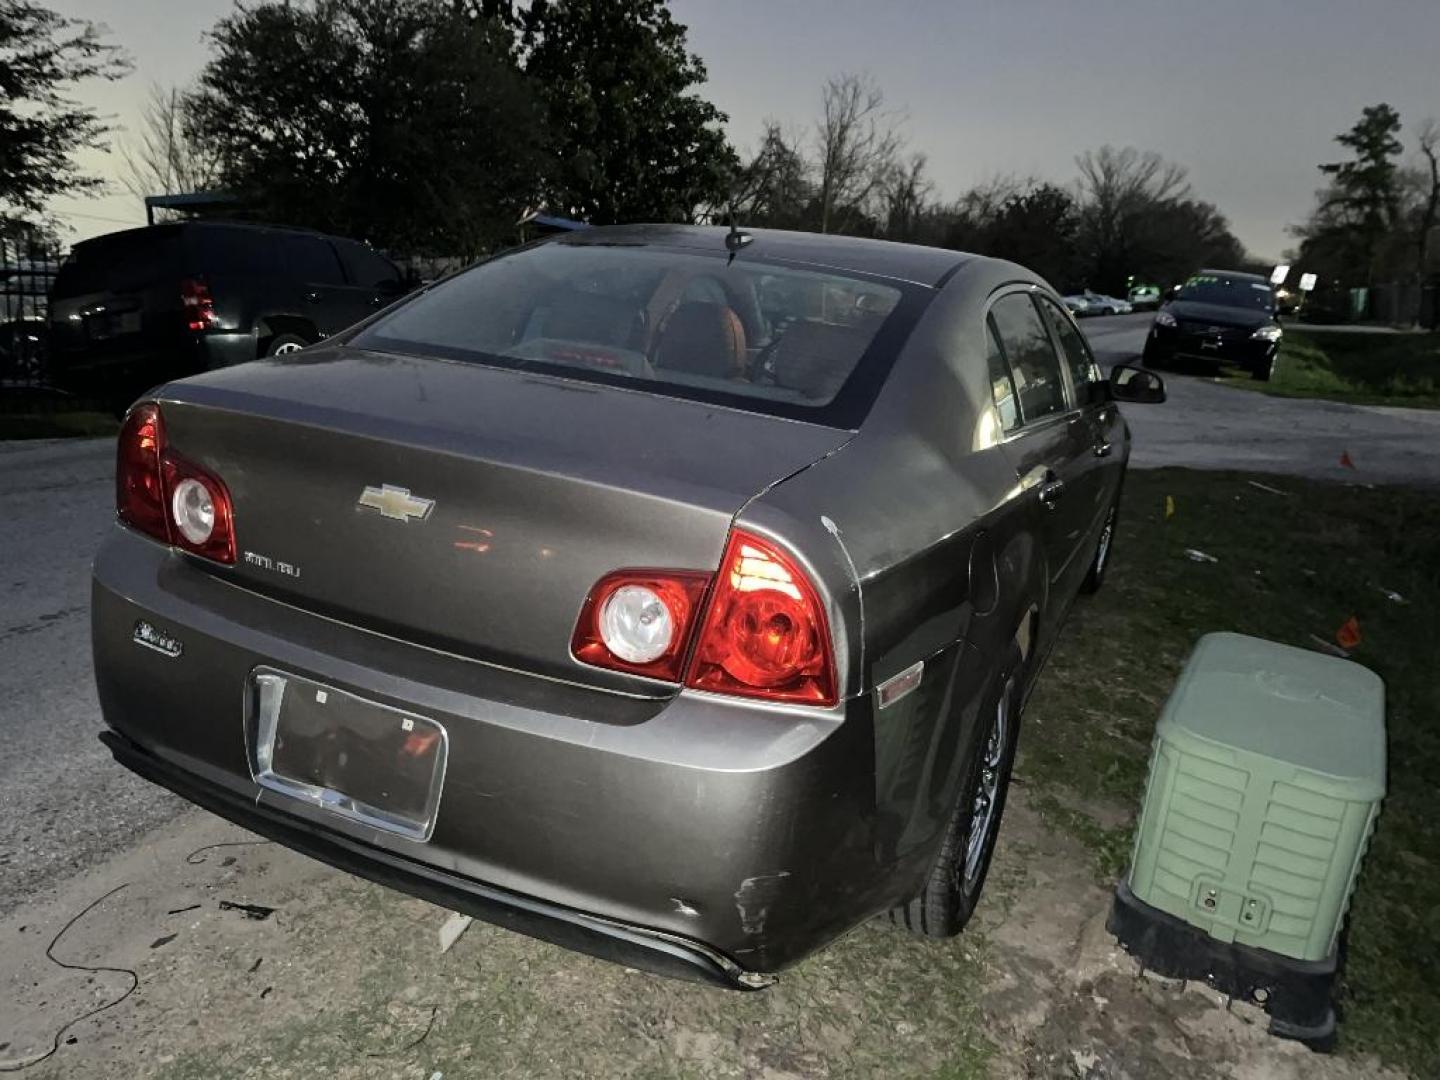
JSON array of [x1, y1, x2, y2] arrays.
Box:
[[246, 668, 447, 841]]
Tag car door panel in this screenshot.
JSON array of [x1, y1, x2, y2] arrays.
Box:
[[987, 291, 1093, 628], [1038, 296, 1122, 555]]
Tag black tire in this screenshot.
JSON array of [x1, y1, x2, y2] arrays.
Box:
[[264, 333, 311, 357], [1081, 500, 1118, 594], [890, 648, 1023, 938], [1252, 354, 1275, 382], [1141, 343, 1163, 370]]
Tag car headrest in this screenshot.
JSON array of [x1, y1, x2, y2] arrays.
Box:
[[652, 301, 747, 379], [770, 320, 867, 402]]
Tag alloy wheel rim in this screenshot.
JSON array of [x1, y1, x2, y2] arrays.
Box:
[[273, 341, 303, 355], [1096, 513, 1114, 573], [962, 679, 1011, 889]]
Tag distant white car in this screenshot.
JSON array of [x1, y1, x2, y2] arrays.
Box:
[[1062, 295, 1092, 316], [1128, 285, 1162, 311], [1081, 292, 1133, 316]]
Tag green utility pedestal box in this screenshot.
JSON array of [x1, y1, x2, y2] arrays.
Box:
[[1109, 632, 1386, 1047]]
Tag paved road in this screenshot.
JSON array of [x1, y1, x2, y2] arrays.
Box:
[[1085, 313, 1440, 487], [0, 438, 182, 914], [1, 323, 1436, 910]]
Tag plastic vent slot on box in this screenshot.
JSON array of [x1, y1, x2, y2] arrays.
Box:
[[1110, 632, 1386, 1047]]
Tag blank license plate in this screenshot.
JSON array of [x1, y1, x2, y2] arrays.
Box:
[[247, 668, 447, 840]]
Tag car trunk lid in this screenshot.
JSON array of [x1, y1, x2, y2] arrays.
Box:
[[154, 347, 851, 693]]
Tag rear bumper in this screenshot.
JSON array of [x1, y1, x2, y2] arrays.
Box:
[[99, 727, 757, 989], [92, 525, 928, 977]]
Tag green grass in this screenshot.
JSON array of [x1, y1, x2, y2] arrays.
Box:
[[0, 409, 119, 439], [1221, 327, 1440, 407], [1020, 468, 1440, 1076]]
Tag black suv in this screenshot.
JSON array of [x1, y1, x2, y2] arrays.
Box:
[[1142, 269, 1283, 381], [48, 221, 408, 400]]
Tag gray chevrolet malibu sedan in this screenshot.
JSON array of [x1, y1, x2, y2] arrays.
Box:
[[94, 225, 1164, 987]]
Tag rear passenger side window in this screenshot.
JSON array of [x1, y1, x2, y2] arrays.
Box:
[[283, 236, 345, 285], [1040, 299, 1103, 407], [195, 227, 277, 275], [985, 317, 1020, 433], [989, 293, 1068, 423], [335, 240, 400, 288]]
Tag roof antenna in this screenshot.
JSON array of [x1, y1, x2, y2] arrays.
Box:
[[724, 207, 752, 264]]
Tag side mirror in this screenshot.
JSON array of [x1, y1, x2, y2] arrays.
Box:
[[1109, 363, 1166, 403]]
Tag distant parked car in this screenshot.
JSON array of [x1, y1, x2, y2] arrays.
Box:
[[1082, 292, 1132, 316], [1062, 294, 1092, 316], [48, 221, 410, 403], [1143, 269, 1282, 380], [1127, 285, 1161, 311]]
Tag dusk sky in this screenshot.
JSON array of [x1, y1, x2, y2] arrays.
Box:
[[49, 0, 1440, 261]]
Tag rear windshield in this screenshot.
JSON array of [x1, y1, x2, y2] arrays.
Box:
[[53, 229, 182, 297], [354, 241, 928, 427], [1176, 274, 1274, 312]]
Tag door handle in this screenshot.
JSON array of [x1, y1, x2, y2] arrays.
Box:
[[1093, 441, 1113, 458], [304, 291, 320, 303], [1038, 478, 1066, 508]]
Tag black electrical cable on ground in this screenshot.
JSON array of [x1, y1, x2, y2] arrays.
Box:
[[0, 883, 139, 1073], [184, 839, 271, 865]]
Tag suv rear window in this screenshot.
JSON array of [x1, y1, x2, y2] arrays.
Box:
[[52, 229, 181, 297], [355, 241, 927, 427]]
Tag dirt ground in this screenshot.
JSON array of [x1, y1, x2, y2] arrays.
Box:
[[0, 789, 1405, 1080]]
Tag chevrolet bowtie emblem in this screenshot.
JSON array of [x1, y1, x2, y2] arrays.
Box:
[[357, 484, 435, 522]]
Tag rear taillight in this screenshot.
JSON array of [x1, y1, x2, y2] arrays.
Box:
[[117, 404, 169, 542], [571, 570, 710, 681], [181, 277, 215, 332], [115, 403, 236, 564], [685, 529, 837, 706], [572, 529, 838, 706]]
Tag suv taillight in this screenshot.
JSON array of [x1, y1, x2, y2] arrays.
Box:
[[181, 278, 215, 332], [571, 528, 838, 706], [116, 403, 236, 564], [685, 529, 837, 706]]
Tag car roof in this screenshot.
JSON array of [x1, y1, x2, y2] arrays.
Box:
[[554, 224, 973, 288], [72, 220, 336, 252]]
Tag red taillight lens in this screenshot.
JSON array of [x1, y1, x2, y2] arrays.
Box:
[[572, 570, 710, 681], [685, 529, 837, 706], [117, 403, 170, 543], [181, 277, 215, 332], [115, 402, 236, 564]]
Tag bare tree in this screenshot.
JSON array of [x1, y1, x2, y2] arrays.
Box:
[[729, 121, 813, 228], [881, 153, 932, 241], [815, 73, 903, 234], [1415, 119, 1439, 281], [1074, 146, 1191, 290], [120, 84, 219, 207]]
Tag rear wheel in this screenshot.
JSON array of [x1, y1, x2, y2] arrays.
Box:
[[890, 648, 1023, 938], [1081, 501, 1118, 594], [265, 333, 310, 357]]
